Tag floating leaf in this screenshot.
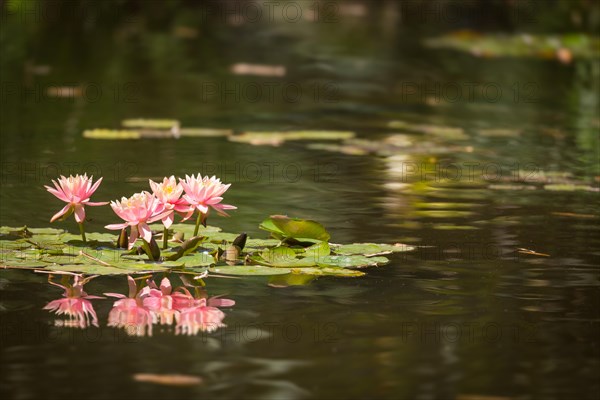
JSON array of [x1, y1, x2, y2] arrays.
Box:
[[260, 247, 297, 264], [317, 255, 390, 269], [229, 131, 355, 146], [259, 216, 331, 242], [304, 241, 331, 258], [208, 265, 292, 276], [121, 119, 179, 130], [332, 243, 414, 256], [289, 267, 366, 277], [83, 129, 141, 140], [183, 253, 216, 268], [179, 128, 232, 137]]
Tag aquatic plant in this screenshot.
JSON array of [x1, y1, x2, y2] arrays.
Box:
[[45, 174, 108, 243], [179, 174, 237, 236], [105, 191, 170, 259], [149, 176, 194, 249]]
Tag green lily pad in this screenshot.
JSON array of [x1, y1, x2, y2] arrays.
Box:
[[83, 129, 141, 140], [229, 130, 355, 146], [179, 128, 233, 137], [317, 255, 390, 269], [260, 216, 331, 242], [45, 264, 143, 275], [245, 238, 281, 250], [332, 243, 414, 256], [121, 119, 179, 129], [208, 265, 292, 276], [424, 32, 600, 61], [289, 267, 366, 277], [260, 247, 297, 264], [304, 241, 331, 258], [182, 253, 215, 268]]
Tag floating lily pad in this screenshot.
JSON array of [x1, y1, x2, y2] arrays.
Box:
[[289, 267, 366, 277], [229, 130, 355, 146], [317, 255, 390, 269], [208, 265, 292, 276], [121, 119, 179, 129], [83, 129, 141, 140], [424, 32, 600, 61], [1, 224, 411, 279], [260, 247, 297, 264], [180, 128, 233, 137], [387, 121, 468, 140], [260, 216, 331, 242], [544, 184, 598, 192], [181, 253, 215, 267], [304, 242, 331, 258], [332, 243, 414, 256]]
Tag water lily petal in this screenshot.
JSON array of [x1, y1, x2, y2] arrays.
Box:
[[138, 223, 152, 243], [74, 204, 86, 223], [50, 203, 73, 222]]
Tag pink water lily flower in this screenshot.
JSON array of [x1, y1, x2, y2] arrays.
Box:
[[149, 176, 193, 228], [180, 174, 237, 216], [43, 274, 103, 329], [44, 174, 108, 223], [105, 191, 169, 249], [105, 276, 153, 337]]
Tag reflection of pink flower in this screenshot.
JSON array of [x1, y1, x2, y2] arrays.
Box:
[[149, 176, 194, 228], [141, 277, 179, 325], [105, 191, 169, 249], [106, 277, 152, 337], [174, 291, 235, 335], [180, 174, 236, 216], [44, 174, 108, 223], [176, 302, 227, 335], [43, 274, 102, 328]]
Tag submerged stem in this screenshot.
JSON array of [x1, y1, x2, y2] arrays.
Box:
[[78, 222, 87, 243]]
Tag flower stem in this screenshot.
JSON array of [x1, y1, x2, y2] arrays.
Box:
[[78, 222, 87, 243], [163, 227, 168, 249], [193, 212, 202, 236], [141, 240, 155, 261]]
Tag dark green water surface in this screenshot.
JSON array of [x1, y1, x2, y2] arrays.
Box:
[[1, 2, 599, 399]]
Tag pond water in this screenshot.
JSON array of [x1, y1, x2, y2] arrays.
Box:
[[1, 2, 599, 399]]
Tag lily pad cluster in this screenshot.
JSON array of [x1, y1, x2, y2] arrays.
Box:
[[84, 119, 232, 139], [0, 216, 414, 279], [424, 31, 600, 63]]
